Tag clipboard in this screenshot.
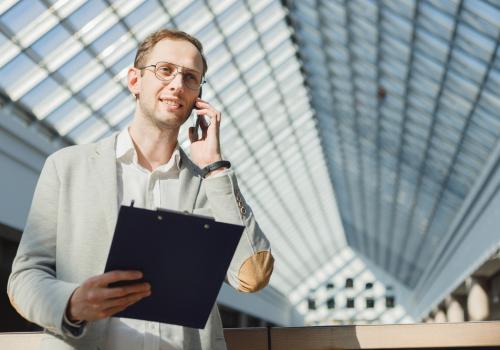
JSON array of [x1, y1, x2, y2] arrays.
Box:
[[104, 205, 244, 329]]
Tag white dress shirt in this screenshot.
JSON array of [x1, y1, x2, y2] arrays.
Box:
[[104, 127, 185, 350]]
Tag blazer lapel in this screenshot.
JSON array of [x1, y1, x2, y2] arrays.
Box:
[[177, 148, 202, 213], [90, 134, 119, 237]]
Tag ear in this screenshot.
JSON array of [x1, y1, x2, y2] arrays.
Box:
[[127, 67, 141, 98]]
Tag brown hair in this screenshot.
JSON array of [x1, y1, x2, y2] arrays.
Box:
[[134, 29, 208, 76]]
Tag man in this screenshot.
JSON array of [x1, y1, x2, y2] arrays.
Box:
[[8, 29, 274, 349]]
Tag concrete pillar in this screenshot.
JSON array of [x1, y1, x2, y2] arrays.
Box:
[[446, 296, 465, 322], [434, 308, 447, 323], [467, 277, 490, 321]]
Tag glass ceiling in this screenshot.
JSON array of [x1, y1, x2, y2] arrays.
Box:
[[287, 0, 500, 288], [1, 0, 499, 320], [0, 0, 345, 300]]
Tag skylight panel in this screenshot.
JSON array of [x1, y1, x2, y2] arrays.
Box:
[[227, 23, 256, 54], [464, 0, 500, 29], [464, 20, 497, 49], [68, 114, 108, 144], [15, 6, 59, 48], [90, 21, 127, 58], [243, 59, 271, 87], [175, 0, 209, 34], [218, 79, 246, 105], [0, 52, 47, 100], [0, 1, 19, 17], [45, 97, 91, 136], [130, 12, 169, 43], [19, 76, 70, 119], [31, 24, 83, 72], [217, 1, 249, 37], [0, 32, 20, 69], [122, 0, 161, 29], [419, 1, 454, 32], [415, 28, 449, 61], [85, 77, 122, 112], [1, 0, 45, 34], [98, 92, 134, 126], [111, 0, 144, 17]]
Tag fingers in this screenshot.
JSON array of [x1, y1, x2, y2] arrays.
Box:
[[194, 111, 217, 142], [102, 282, 151, 299], [98, 289, 151, 311], [99, 303, 132, 319], [194, 99, 221, 124], [89, 270, 143, 288], [69, 271, 152, 322]]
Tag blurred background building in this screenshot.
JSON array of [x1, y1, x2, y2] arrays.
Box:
[[0, 0, 499, 330]]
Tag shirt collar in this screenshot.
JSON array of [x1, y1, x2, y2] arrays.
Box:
[[116, 127, 181, 172]]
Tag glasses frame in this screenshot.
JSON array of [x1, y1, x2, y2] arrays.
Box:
[[138, 61, 206, 91]]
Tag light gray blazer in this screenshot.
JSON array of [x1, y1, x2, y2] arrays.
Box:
[[8, 134, 273, 350]]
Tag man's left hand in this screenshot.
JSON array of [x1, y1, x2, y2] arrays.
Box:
[[188, 98, 223, 170]]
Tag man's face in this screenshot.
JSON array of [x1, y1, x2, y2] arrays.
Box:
[[132, 39, 204, 130]]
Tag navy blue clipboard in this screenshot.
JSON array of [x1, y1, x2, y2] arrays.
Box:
[[104, 205, 244, 329]]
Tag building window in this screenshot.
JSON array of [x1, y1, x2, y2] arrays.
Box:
[[218, 304, 242, 328], [365, 282, 373, 289], [386, 296, 395, 308], [345, 278, 354, 288], [327, 297, 335, 309], [366, 298, 375, 308], [346, 298, 355, 308], [247, 315, 261, 327], [326, 282, 335, 289], [308, 298, 316, 310]]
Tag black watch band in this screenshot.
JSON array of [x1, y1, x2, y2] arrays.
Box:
[[201, 160, 231, 178]]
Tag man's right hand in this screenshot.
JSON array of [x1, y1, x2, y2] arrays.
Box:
[[66, 270, 151, 322]]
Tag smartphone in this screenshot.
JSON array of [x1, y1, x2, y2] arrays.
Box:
[[192, 88, 211, 138]]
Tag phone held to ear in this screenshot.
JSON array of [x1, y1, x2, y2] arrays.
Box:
[[192, 87, 211, 137]]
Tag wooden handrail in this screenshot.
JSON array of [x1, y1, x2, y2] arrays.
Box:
[[224, 322, 500, 350], [1, 322, 499, 349], [272, 322, 500, 349]]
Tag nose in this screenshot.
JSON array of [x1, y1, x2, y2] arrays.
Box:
[[168, 71, 185, 92]]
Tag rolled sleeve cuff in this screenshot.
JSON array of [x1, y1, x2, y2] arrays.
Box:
[[62, 312, 87, 338]]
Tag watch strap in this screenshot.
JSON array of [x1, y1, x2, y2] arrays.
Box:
[[201, 160, 231, 178]]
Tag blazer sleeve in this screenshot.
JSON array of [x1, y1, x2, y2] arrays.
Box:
[[7, 155, 79, 336], [198, 171, 274, 293]]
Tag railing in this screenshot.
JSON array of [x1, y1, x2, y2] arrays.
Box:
[[1, 322, 499, 349], [225, 322, 500, 349]]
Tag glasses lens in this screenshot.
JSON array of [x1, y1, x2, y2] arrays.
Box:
[[183, 70, 202, 90], [154, 62, 202, 90], [155, 62, 176, 80]]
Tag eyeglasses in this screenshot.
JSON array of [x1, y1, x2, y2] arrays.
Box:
[[138, 61, 206, 91]]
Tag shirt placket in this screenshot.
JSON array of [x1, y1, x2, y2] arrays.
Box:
[[144, 171, 162, 350], [145, 172, 156, 210]]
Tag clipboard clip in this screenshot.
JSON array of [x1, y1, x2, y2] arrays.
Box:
[[130, 200, 135, 207]]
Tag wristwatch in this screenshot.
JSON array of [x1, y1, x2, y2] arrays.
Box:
[[201, 160, 231, 178]]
